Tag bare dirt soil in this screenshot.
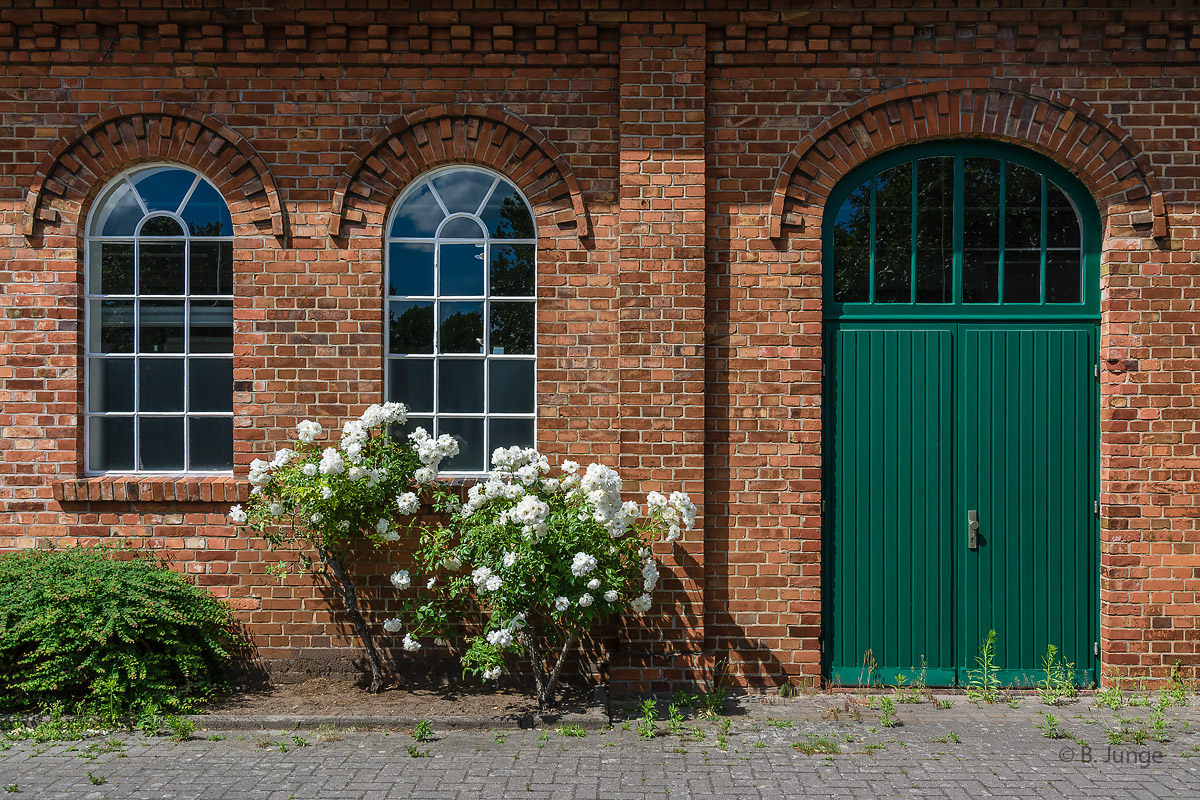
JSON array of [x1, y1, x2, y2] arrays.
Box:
[[205, 678, 593, 718]]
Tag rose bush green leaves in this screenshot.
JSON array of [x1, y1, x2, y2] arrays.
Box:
[[229, 402, 458, 692], [390, 447, 697, 708], [230, 406, 697, 708]]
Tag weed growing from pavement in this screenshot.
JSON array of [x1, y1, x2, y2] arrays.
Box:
[[933, 731, 960, 744], [966, 629, 1001, 704], [412, 720, 434, 743], [1036, 644, 1077, 706], [792, 734, 841, 755], [878, 696, 899, 728], [1036, 712, 1070, 739], [636, 699, 658, 740], [557, 725, 586, 738], [1095, 673, 1126, 710]]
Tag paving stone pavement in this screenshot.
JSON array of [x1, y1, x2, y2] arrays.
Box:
[[2, 697, 1199, 799]]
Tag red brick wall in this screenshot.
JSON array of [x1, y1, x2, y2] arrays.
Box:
[[1, 1, 1197, 689]]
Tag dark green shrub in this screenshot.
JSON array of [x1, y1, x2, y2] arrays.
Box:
[[0, 545, 244, 715]]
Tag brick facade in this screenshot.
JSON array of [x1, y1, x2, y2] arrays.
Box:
[[1, 1, 1197, 690]]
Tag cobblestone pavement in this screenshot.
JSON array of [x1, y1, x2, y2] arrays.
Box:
[[2, 696, 1199, 799]]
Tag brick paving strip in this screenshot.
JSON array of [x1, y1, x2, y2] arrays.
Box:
[[2, 695, 1198, 799]]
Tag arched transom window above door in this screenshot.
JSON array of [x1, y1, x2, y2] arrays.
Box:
[[385, 166, 536, 474], [825, 141, 1101, 318]]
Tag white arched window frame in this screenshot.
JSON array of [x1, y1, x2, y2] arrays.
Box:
[[84, 164, 235, 475], [384, 166, 537, 474]]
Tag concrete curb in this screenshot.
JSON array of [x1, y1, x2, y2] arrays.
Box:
[[188, 711, 613, 732]]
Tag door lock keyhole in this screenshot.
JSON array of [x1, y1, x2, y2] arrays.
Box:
[[968, 509, 980, 550]]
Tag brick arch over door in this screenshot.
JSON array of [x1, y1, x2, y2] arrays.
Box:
[[21, 103, 286, 239], [330, 105, 588, 238], [769, 79, 1167, 240]]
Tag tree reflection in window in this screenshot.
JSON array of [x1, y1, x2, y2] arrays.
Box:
[[828, 147, 1084, 307], [385, 167, 537, 472]]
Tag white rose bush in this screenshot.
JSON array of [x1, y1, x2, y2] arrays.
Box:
[[391, 446, 697, 709], [227, 402, 459, 692]]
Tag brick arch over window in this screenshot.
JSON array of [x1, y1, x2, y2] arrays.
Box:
[[22, 104, 286, 239], [330, 105, 588, 238], [769, 79, 1167, 240]]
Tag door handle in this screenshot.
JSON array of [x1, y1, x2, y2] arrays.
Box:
[[968, 509, 979, 550]]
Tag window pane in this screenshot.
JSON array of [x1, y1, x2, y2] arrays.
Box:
[[89, 300, 134, 353], [438, 417, 485, 472], [490, 244, 535, 296], [1046, 183, 1080, 250], [181, 179, 233, 237], [1005, 163, 1042, 249], [387, 358, 433, 413], [873, 165, 912, 303], [1046, 249, 1082, 303], [132, 168, 195, 213], [139, 358, 184, 412], [489, 302, 534, 355], [390, 415, 432, 444], [963, 158, 1001, 304], [190, 241, 233, 295], [189, 417, 233, 471], [831, 181, 871, 303], [190, 300, 233, 353], [489, 417, 535, 454], [190, 358, 233, 412], [390, 183, 444, 238], [431, 170, 495, 215], [90, 242, 134, 295], [441, 216, 485, 238], [388, 242, 435, 297], [438, 359, 484, 413], [87, 358, 134, 413], [915, 157, 953, 303], [439, 243, 485, 296], [139, 300, 185, 353], [88, 416, 134, 472], [141, 216, 185, 237], [388, 301, 434, 354], [93, 182, 143, 237], [1003, 250, 1042, 303], [481, 182, 535, 239], [489, 360, 535, 413], [139, 241, 185, 295], [439, 302, 484, 354], [139, 417, 184, 471]]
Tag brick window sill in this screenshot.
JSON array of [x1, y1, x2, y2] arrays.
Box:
[[52, 476, 247, 504]]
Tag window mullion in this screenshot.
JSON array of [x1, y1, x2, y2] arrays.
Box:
[[998, 161, 1007, 305], [1039, 174, 1048, 304], [868, 177, 877, 304], [910, 160, 918, 304]]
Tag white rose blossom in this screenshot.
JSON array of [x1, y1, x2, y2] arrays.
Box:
[[586, 578, 600, 591], [484, 574, 503, 593], [296, 419, 322, 443], [578, 593, 594, 608], [554, 596, 570, 612], [482, 666, 501, 681], [631, 593, 653, 614], [571, 552, 598, 577], [442, 556, 462, 571], [390, 570, 411, 590], [403, 633, 421, 652], [318, 448, 344, 476], [301, 463, 318, 476], [396, 492, 420, 515], [486, 628, 513, 648], [603, 589, 618, 603], [228, 504, 247, 524], [383, 618, 402, 633]]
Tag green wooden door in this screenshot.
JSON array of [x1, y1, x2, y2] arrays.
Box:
[[826, 325, 956, 686], [958, 326, 1098, 685], [822, 141, 1101, 687]]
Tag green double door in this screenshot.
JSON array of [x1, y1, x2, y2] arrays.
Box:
[[825, 322, 1098, 686]]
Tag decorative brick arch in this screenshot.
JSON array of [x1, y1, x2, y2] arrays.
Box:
[[330, 105, 588, 238], [22, 103, 286, 239], [769, 79, 1167, 239]]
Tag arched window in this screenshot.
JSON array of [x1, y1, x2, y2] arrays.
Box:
[[385, 166, 536, 473], [85, 165, 234, 474], [825, 141, 1100, 316]]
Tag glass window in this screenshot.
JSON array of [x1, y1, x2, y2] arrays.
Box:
[[385, 167, 536, 473], [827, 146, 1087, 310], [85, 165, 234, 474]]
